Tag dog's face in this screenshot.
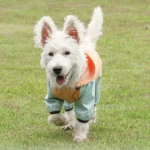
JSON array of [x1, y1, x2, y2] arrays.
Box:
[[34, 16, 86, 88]]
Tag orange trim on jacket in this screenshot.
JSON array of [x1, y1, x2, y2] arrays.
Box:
[[76, 49, 102, 87]]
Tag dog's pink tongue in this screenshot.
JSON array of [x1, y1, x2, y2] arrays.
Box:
[[56, 76, 65, 85]]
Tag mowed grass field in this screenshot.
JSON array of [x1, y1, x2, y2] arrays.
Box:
[[0, 0, 150, 149]]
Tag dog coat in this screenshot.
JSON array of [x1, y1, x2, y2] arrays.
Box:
[[45, 50, 102, 121], [51, 50, 102, 103]]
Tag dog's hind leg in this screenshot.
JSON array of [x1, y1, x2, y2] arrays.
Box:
[[90, 106, 97, 123]]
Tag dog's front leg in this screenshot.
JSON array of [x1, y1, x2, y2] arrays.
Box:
[[48, 113, 68, 126], [62, 109, 75, 130], [73, 120, 89, 142]]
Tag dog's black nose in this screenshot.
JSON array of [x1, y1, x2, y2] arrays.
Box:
[[53, 66, 62, 75]]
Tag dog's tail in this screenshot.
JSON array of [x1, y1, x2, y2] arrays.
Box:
[[84, 6, 103, 50]]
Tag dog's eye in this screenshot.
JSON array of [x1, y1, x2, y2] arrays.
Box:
[[65, 51, 70, 55], [48, 52, 54, 56]]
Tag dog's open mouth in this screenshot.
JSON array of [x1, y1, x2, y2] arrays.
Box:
[[56, 73, 69, 85], [56, 76, 66, 85]]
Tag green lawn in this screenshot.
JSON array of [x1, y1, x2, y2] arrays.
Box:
[[0, 0, 150, 149]]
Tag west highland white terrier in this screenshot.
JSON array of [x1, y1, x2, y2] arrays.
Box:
[[34, 6, 103, 142]]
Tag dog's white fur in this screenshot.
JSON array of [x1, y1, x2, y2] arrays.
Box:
[[34, 6, 103, 142]]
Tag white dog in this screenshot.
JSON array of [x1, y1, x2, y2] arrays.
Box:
[[34, 6, 103, 142]]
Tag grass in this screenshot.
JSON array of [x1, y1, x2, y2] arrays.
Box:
[[0, 0, 150, 149]]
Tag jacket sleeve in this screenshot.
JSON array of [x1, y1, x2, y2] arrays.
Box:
[[45, 81, 63, 113]]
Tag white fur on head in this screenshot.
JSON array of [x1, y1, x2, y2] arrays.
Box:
[[63, 15, 85, 44], [34, 16, 57, 49]]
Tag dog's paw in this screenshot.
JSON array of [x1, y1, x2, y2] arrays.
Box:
[[48, 114, 68, 126], [62, 122, 74, 130]]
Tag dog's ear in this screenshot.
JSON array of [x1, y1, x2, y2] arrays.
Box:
[[63, 15, 85, 44], [34, 16, 57, 49]]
